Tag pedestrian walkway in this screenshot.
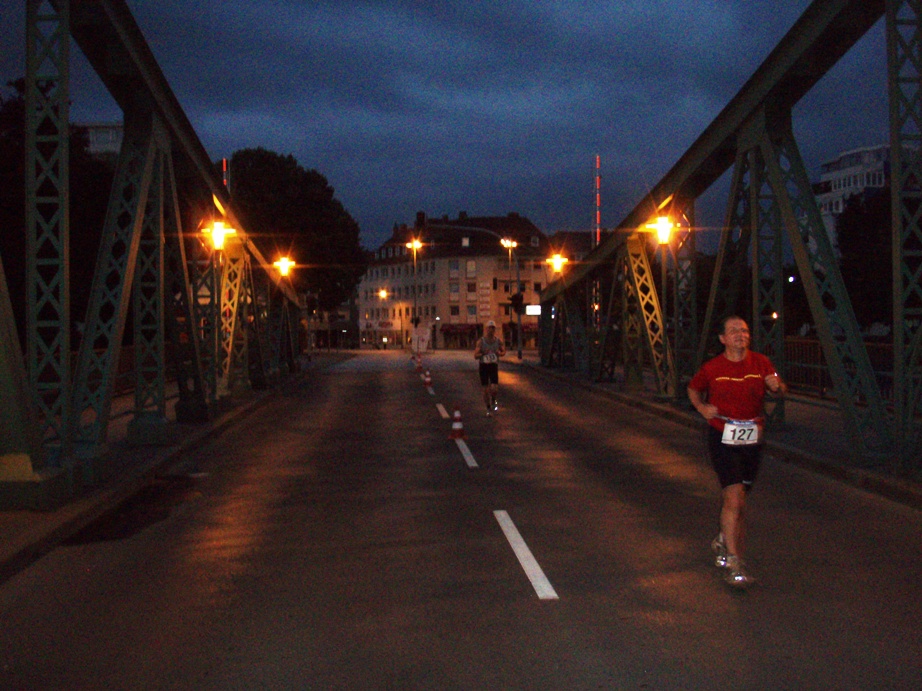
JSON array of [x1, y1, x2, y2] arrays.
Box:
[[512, 352, 922, 512], [2, 349, 919, 585]]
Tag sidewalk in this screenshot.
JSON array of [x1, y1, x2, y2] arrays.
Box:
[[0, 375, 287, 583], [512, 353, 922, 512]]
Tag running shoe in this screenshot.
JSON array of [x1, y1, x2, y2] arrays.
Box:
[[724, 556, 755, 588], [711, 534, 728, 568]]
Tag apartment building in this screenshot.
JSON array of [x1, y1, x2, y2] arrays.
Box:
[[357, 211, 552, 350]]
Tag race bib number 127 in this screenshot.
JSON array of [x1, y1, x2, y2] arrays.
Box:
[[721, 419, 761, 445]]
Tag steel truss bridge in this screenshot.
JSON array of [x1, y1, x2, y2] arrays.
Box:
[[0, 0, 303, 508], [2, 1, 921, 509], [541, 0, 922, 473]]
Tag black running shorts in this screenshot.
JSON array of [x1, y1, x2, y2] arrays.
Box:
[[479, 362, 499, 386], [707, 425, 762, 490]]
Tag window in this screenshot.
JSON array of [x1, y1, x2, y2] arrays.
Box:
[[449, 283, 460, 301], [466, 259, 476, 277], [467, 305, 477, 317], [467, 282, 476, 294], [534, 282, 541, 293], [462, 237, 470, 247], [530, 236, 539, 247], [450, 305, 460, 316], [449, 259, 460, 278]]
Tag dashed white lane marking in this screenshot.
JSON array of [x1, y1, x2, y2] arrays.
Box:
[[436, 403, 449, 419], [493, 510, 559, 600], [427, 386, 435, 396], [455, 438, 478, 468]]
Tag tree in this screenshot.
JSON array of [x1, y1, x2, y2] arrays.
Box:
[[226, 148, 367, 311], [835, 186, 892, 330]]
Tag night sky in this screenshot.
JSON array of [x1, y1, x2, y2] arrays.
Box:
[[0, 1, 889, 251]]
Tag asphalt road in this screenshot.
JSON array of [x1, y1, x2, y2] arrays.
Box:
[[0, 350, 919, 689]]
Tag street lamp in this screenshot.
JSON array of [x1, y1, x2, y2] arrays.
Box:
[[501, 238, 523, 359], [646, 215, 676, 397], [273, 256, 295, 277], [546, 253, 569, 274], [406, 238, 423, 355]]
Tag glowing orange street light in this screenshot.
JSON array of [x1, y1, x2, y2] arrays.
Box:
[[647, 216, 674, 245], [546, 253, 569, 273], [204, 219, 236, 250], [378, 288, 388, 300], [273, 256, 295, 277]]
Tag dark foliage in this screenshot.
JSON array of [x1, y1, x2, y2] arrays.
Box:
[[226, 147, 367, 311]]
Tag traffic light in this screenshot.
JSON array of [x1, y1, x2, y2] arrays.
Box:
[[510, 292, 525, 315]]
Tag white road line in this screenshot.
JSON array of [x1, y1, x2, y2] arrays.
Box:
[[427, 386, 435, 396], [436, 403, 449, 419], [455, 438, 478, 468], [493, 510, 559, 600]]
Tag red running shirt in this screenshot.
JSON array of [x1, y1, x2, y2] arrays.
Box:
[[688, 351, 777, 432]]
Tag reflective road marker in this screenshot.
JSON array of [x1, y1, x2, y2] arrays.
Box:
[[494, 510, 559, 600]]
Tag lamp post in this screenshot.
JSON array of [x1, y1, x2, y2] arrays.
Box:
[[406, 238, 422, 355], [647, 215, 676, 397], [203, 219, 237, 400], [378, 288, 388, 349], [501, 238, 523, 359]]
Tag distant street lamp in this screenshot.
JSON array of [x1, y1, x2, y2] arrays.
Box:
[[501, 238, 523, 359], [273, 256, 295, 277], [646, 215, 676, 397], [406, 238, 423, 355], [546, 253, 569, 274]]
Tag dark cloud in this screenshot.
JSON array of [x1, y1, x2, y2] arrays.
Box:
[[0, 1, 888, 249]]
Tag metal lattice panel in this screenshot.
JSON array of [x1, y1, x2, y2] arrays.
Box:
[[189, 238, 219, 404], [887, 0, 922, 468], [698, 151, 755, 366], [132, 150, 165, 418], [750, 145, 787, 425], [161, 153, 207, 421], [759, 116, 891, 457], [25, 0, 71, 451], [625, 234, 674, 396], [71, 116, 157, 457], [673, 208, 698, 385]]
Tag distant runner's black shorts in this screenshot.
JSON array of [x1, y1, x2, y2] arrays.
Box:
[[479, 362, 499, 386], [707, 426, 762, 490]]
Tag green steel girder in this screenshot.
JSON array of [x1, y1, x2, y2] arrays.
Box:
[[219, 249, 246, 394], [672, 210, 699, 386], [244, 257, 268, 391], [25, 0, 71, 453], [0, 251, 42, 468], [624, 234, 675, 397], [189, 238, 219, 405], [750, 144, 788, 425], [162, 153, 208, 423], [131, 145, 166, 424], [619, 248, 645, 390], [70, 114, 158, 460], [887, 0, 922, 470], [698, 151, 755, 365], [596, 263, 623, 382], [759, 111, 891, 457]]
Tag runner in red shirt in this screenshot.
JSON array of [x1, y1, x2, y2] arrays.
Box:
[[688, 316, 786, 588]]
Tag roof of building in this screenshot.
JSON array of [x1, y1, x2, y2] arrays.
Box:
[[373, 211, 550, 263]]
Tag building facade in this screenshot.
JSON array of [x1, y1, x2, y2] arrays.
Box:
[[357, 212, 553, 350], [814, 144, 890, 248]]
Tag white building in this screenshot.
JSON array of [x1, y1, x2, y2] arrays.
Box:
[[814, 144, 889, 248], [357, 212, 552, 350]]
